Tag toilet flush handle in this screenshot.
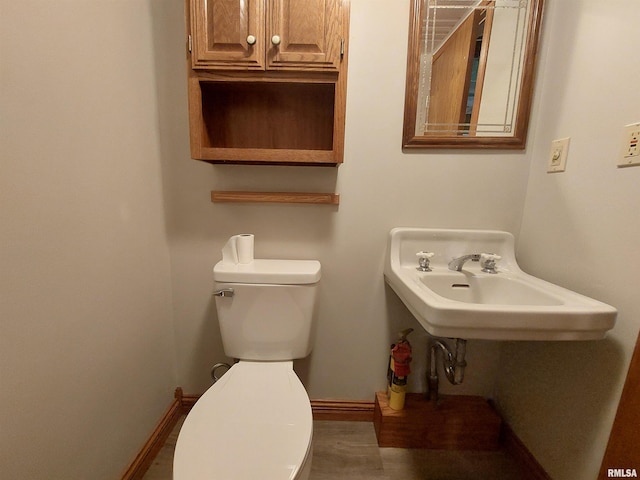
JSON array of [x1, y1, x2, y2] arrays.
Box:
[[213, 288, 234, 297]]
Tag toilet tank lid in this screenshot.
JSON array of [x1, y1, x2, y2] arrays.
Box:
[[214, 259, 321, 284]]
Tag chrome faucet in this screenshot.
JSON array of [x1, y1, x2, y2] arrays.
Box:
[[448, 254, 481, 272], [448, 253, 501, 273]]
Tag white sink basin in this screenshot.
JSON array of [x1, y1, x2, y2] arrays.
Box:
[[384, 228, 617, 341], [419, 273, 564, 306]]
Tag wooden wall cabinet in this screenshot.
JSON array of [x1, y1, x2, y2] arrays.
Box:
[[186, 0, 350, 166]]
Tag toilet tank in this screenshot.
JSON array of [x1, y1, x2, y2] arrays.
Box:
[[213, 259, 321, 361]]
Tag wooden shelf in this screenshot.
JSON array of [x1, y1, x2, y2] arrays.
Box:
[[211, 191, 339, 205]]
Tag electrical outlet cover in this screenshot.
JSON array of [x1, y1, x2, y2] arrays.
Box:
[[618, 122, 640, 168]]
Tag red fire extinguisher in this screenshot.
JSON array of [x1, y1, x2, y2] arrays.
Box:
[[387, 328, 413, 410]]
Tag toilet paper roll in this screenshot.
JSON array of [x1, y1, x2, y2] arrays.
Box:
[[236, 234, 254, 264], [222, 236, 238, 264], [222, 234, 255, 264]]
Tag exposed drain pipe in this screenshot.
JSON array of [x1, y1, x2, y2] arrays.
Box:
[[426, 338, 467, 402]]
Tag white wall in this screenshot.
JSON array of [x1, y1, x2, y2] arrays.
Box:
[[496, 1, 640, 479], [0, 2, 176, 479], [163, 0, 532, 399]]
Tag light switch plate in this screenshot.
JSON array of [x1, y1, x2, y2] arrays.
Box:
[[548, 137, 570, 173]]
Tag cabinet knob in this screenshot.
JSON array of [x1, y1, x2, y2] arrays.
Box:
[[271, 35, 281, 46], [246, 35, 256, 45]]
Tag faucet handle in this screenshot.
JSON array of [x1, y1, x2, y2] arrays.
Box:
[[480, 253, 501, 273], [416, 251, 435, 272]]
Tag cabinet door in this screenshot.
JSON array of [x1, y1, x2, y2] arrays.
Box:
[[267, 0, 342, 71], [191, 0, 265, 70]]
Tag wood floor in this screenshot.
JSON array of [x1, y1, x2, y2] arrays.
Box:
[[142, 417, 528, 479]]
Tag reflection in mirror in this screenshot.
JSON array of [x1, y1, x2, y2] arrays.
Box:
[[403, 0, 544, 149]]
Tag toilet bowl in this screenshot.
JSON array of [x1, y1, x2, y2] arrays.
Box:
[[173, 361, 313, 480], [173, 244, 320, 480]]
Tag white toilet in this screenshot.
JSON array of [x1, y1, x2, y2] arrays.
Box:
[[173, 252, 321, 480]]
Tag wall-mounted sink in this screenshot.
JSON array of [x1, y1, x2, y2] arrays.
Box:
[[384, 228, 617, 341], [419, 273, 564, 307]]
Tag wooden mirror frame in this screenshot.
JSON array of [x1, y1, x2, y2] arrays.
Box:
[[402, 0, 544, 150]]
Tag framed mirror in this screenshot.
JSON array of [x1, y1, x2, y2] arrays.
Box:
[[403, 0, 544, 149]]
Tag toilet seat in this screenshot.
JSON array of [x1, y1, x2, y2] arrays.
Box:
[[173, 361, 313, 480]]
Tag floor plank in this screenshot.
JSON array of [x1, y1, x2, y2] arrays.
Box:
[[142, 417, 526, 479]]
